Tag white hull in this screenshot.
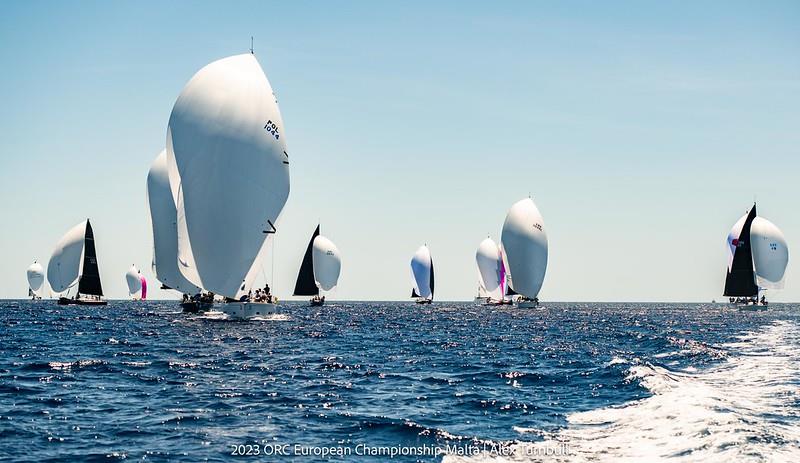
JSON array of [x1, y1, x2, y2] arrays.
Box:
[[516, 300, 540, 309], [222, 302, 276, 319]]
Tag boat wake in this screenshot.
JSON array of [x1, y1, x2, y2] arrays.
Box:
[[195, 311, 290, 322], [443, 320, 800, 462]]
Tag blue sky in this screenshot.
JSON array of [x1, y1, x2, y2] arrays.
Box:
[[1, 1, 798, 301]]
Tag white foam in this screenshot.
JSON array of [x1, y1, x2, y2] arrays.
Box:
[[443, 320, 800, 463]]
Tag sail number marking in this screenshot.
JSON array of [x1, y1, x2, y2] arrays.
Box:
[[264, 120, 280, 140]]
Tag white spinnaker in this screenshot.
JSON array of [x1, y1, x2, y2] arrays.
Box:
[[27, 261, 45, 295], [47, 220, 87, 294], [146, 150, 202, 294], [410, 245, 433, 299], [476, 238, 503, 301], [312, 235, 341, 292], [501, 198, 548, 299], [726, 213, 748, 271], [167, 53, 290, 298], [750, 217, 789, 289], [125, 265, 142, 295]]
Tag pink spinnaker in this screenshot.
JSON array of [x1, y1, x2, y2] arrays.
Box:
[[140, 275, 147, 300]]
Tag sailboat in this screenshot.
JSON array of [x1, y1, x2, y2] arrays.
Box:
[[166, 52, 290, 319], [140, 274, 147, 300], [26, 261, 45, 300], [47, 219, 106, 306], [724, 203, 789, 306], [292, 225, 342, 306], [475, 237, 510, 305], [501, 198, 548, 308], [125, 265, 144, 300], [146, 149, 208, 312], [410, 245, 434, 304]]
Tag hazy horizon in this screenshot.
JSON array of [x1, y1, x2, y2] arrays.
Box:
[[1, 1, 798, 302]]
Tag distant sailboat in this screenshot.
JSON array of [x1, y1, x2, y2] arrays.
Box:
[[292, 225, 342, 306], [501, 198, 548, 308], [475, 237, 509, 305], [146, 150, 207, 312], [410, 245, 434, 304], [724, 203, 788, 306], [47, 219, 106, 306], [26, 261, 44, 300], [125, 265, 143, 300], [167, 52, 290, 319]]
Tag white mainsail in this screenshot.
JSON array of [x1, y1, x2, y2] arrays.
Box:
[[166, 53, 291, 298], [410, 245, 433, 300], [27, 261, 45, 296], [475, 237, 503, 301], [125, 265, 142, 296], [146, 150, 202, 294], [750, 217, 789, 289], [501, 198, 548, 299], [47, 220, 87, 294], [312, 235, 341, 291]]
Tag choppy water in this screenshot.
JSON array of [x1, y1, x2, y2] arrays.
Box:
[[1, 301, 798, 462]]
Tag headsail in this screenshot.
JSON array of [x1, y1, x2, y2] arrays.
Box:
[[312, 235, 341, 292], [167, 53, 290, 298], [146, 150, 202, 294], [751, 216, 789, 289], [294, 226, 320, 296], [27, 261, 45, 296], [410, 245, 434, 300], [724, 205, 758, 297], [476, 237, 503, 301], [47, 220, 88, 294], [501, 198, 548, 299], [125, 265, 142, 296]]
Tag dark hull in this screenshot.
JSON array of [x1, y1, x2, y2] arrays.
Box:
[[415, 299, 432, 304], [181, 301, 214, 313], [58, 297, 107, 306], [310, 299, 324, 307]]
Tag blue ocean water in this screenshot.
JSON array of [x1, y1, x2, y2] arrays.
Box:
[[1, 301, 798, 462]]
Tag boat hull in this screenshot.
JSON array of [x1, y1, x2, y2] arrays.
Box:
[[516, 300, 539, 309], [310, 299, 324, 307], [415, 299, 432, 305], [181, 301, 214, 313], [58, 297, 107, 306], [222, 302, 275, 319]]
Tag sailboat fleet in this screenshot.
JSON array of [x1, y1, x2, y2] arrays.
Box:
[[21, 50, 793, 311]]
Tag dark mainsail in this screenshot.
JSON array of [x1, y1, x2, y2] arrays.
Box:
[[77, 219, 103, 296], [429, 259, 435, 301], [506, 285, 518, 296], [724, 205, 758, 297], [293, 225, 320, 296]]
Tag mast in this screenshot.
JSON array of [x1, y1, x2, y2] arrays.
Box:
[[293, 225, 320, 296], [724, 204, 758, 297], [77, 219, 103, 297]]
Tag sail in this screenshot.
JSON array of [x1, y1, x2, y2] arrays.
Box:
[[47, 220, 87, 293], [410, 245, 433, 300], [27, 261, 45, 296], [312, 235, 342, 291], [167, 53, 291, 298], [476, 238, 503, 301], [294, 225, 320, 296], [751, 216, 789, 289], [724, 206, 758, 297], [140, 275, 148, 300], [77, 219, 103, 296], [125, 265, 142, 296], [146, 150, 202, 294], [501, 198, 548, 299]]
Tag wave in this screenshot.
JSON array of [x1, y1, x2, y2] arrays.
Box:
[[443, 320, 800, 462]]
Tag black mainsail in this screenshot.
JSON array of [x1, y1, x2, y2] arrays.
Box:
[[77, 219, 103, 296], [293, 225, 320, 296], [429, 259, 435, 301], [724, 205, 758, 297]]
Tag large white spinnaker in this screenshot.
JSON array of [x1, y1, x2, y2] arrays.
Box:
[[27, 261, 45, 296], [167, 53, 290, 298], [47, 220, 87, 294], [147, 150, 202, 294], [501, 198, 548, 299], [726, 213, 748, 271], [476, 238, 503, 301], [410, 245, 434, 300], [312, 235, 341, 291], [750, 217, 789, 289]]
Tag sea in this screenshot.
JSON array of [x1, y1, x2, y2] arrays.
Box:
[[1, 301, 798, 462]]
